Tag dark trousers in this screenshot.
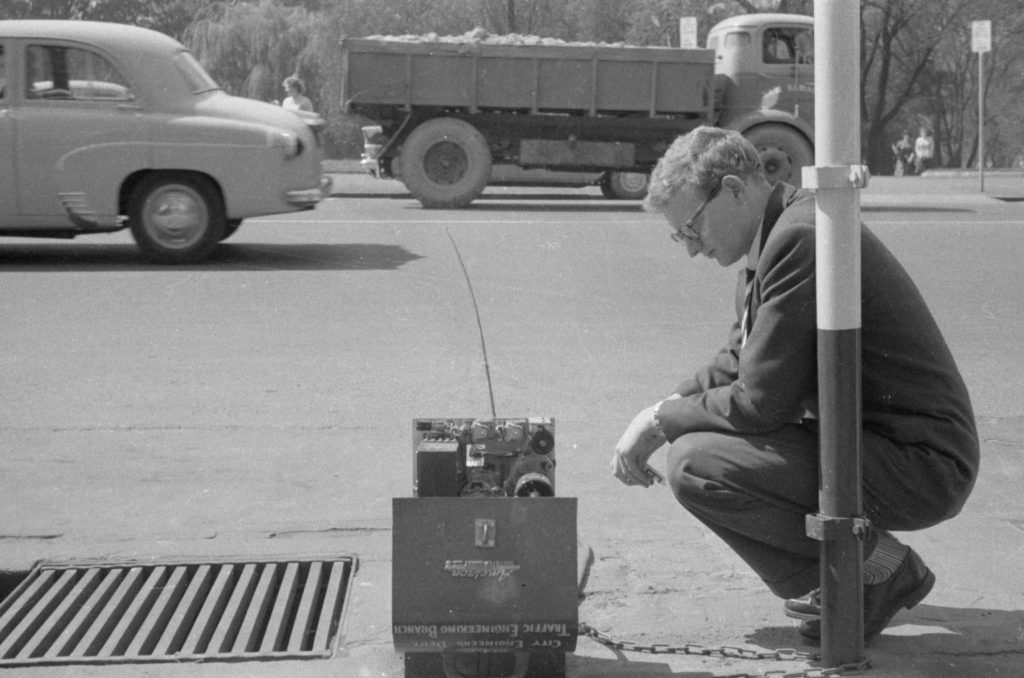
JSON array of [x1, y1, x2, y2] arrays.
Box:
[[666, 422, 965, 599]]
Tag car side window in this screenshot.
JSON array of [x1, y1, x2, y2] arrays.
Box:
[[26, 44, 134, 101]]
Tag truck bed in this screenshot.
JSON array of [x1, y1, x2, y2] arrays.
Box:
[[341, 37, 715, 117]]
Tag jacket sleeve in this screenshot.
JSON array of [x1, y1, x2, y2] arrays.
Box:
[[673, 323, 742, 397], [658, 223, 819, 439]]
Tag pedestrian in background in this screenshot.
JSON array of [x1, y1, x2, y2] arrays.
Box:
[[914, 127, 934, 175], [281, 75, 313, 113], [891, 131, 915, 176], [612, 126, 978, 646]]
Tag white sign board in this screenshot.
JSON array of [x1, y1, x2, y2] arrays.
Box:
[[971, 20, 991, 53], [679, 17, 698, 49]]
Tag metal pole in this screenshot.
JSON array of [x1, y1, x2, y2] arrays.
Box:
[[978, 51, 985, 192], [803, 0, 866, 668]]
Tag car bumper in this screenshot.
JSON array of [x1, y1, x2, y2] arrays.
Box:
[[286, 175, 331, 207], [360, 155, 381, 178]]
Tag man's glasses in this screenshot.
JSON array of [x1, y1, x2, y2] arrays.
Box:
[[670, 184, 721, 243]]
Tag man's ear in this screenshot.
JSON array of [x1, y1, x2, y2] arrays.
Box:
[[721, 174, 746, 200]]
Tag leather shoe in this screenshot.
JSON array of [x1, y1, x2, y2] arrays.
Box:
[[784, 589, 821, 620], [789, 547, 935, 645]]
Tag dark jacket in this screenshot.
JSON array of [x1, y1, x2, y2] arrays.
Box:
[[657, 183, 979, 510]]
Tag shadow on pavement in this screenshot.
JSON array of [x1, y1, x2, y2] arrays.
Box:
[[331, 188, 612, 203], [463, 201, 641, 213], [479, 192, 609, 201], [333, 187, 639, 210], [861, 206, 975, 214], [886, 603, 1024, 649], [331, 191, 413, 199], [569, 655, 728, 677], [0, 242, 423, 272], [745, 603, 1024, 668], [744, 623, 809, 650]]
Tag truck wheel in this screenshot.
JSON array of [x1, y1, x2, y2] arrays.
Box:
[[399, 118, 491, 208], [599, 171, 649, 200], [744, 125, 813, 188], [128, 173, 225, 264]]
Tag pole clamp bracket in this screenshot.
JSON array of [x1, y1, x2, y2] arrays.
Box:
[[805, 513, 872, 542], [801, 164, 870, 190]]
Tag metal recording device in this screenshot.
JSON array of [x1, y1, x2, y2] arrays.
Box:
[[412, 417, 556, 498], [393, 417, 578, 678]]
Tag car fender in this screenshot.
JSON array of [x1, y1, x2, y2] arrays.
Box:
[[56, 142, 151, 228], [146, 141, 321, 219], [153, 114, 288, 147]]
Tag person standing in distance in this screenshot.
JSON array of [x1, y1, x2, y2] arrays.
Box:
[[914, 127, 934, 174], [281, 75, 313, 113], [891, 131, 915, 176], [611, 126, 978, 645]]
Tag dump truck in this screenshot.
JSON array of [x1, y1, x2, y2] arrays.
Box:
[[342, 13, 814, 208]]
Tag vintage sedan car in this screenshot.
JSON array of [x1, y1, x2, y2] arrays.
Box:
[[0, 20, 328, 263]]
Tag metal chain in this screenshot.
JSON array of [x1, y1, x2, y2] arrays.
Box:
[[578, 622, 872, 678]]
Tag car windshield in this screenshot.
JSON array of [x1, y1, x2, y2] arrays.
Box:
[[173, 51, 219, 94]]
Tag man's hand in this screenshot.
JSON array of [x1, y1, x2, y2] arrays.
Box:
[[611, 402, 668, 487]]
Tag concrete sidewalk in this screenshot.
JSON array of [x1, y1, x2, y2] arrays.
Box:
[[1, 170, 1022, 677], [2, 428, 1021, 678]]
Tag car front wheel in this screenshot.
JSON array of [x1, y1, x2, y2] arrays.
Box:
[[129, 173, 225, 264]]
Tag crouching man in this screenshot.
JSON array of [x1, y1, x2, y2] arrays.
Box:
[[611, 126, 978, 645]]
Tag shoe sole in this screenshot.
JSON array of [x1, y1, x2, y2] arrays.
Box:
[[784, 606, 819, 621], [797, 567, 936, 646]]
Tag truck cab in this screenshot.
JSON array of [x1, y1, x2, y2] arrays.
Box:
[[708, 13, 815, 184]]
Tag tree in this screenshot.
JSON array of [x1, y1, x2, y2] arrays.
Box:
[[31, 0, 1013, 166], [186, 1, 319, 101], [859, 0, 971, 173], [860, 0, 1024, 173], [930, 3, 1024, 168], [0, 0, 204, 40], [981, 14, 1024, 167]]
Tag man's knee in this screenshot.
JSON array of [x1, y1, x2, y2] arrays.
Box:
[[665, 432, 731, 509], [665, 425, 819, 515]]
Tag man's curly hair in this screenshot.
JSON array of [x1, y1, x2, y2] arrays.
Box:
[[643, 126, 763, 213]]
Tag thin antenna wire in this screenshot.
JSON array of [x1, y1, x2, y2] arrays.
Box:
[[446, 229, 497, 417]]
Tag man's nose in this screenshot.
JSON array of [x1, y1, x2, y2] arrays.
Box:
[[685, 239, 702, 258]]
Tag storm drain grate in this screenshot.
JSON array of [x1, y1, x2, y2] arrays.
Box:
[[0, 556, 355, 667]]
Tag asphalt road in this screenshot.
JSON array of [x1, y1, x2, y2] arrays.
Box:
[[0, 173, 1022, 677]]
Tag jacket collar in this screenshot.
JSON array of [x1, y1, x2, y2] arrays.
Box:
[[747, 181, 795, 275]]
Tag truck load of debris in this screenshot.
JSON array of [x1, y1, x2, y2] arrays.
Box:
[[362, 26, 627, 47]]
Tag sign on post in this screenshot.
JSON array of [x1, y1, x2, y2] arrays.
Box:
[[679, 17, 698, 49], [971, 20, 991, 53], [972, 20, 991, 190]]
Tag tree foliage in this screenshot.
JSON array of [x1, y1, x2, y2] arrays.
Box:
[[861, 0, 1024, 172], [0, 0, 204, 40], [186, 1, 318, 102], [4, 0, 1023, 169], [932, 1, 1024, 169]]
